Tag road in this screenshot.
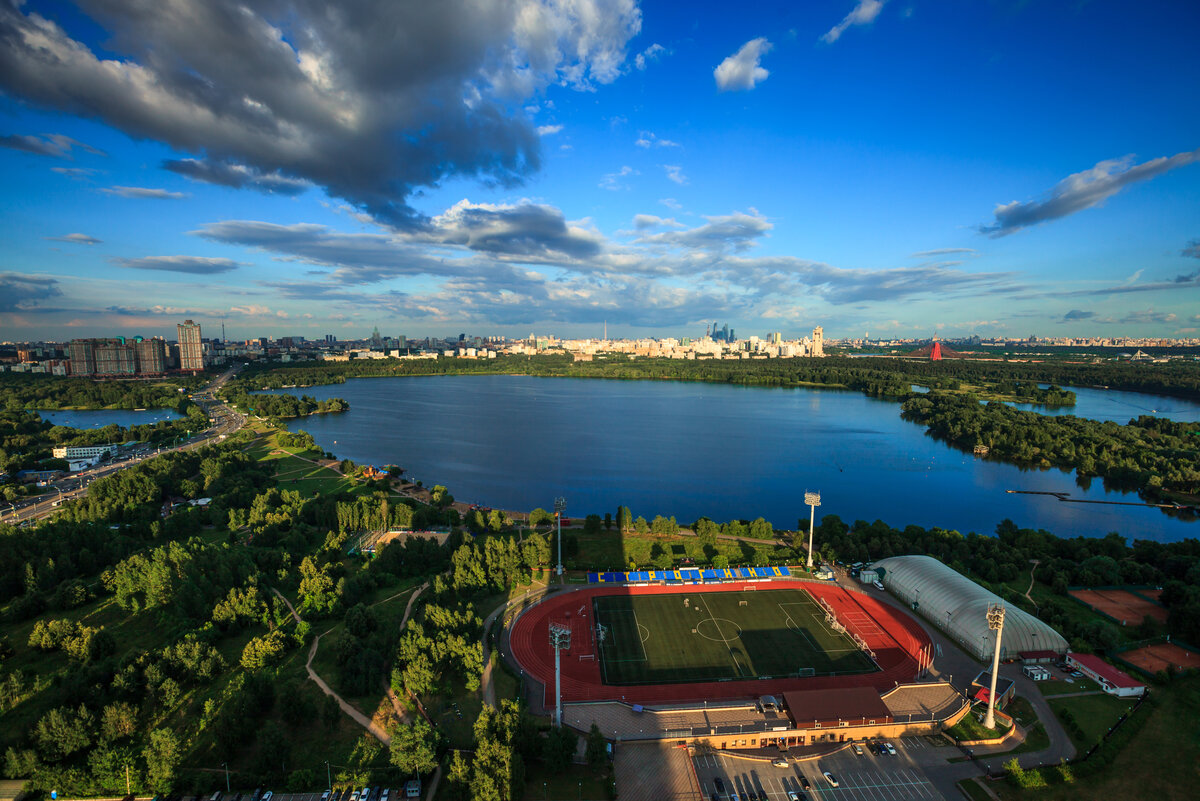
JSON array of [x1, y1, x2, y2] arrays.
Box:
[[1, 365, 246, 526]]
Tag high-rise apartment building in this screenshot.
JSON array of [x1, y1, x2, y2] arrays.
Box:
[[68, 338, 137, 376], [135, 337, 168, 374], [177, 320, 204, 371], [812, 326, 825, 357]]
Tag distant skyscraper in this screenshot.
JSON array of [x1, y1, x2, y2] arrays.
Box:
[[812, 326, 824, 357], [177, 320, 204, 371]]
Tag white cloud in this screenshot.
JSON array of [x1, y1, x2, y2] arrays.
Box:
[[659, 198, 682, 210], [981, 148, 1200, 236], [714, 38, 772, 91], [536, 124, 564, 136], [0, 0, 641, 225], [821, 1, 886, 45], [600, 165, 639, 191], [635, 131, 680, 148], [100, 186, 188, 200], [662, 164, 688, 185], [111, 256, 243, 274], [634, 43, 666, 70], [46, 233, 101, 245]]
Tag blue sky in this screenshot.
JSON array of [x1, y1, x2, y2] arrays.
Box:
[[1, 0, 1198, 342]]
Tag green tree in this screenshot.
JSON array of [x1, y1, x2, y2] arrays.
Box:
[[585, 723, 607, 768], [100, 701, 138, 742], [144, 728, 183, 791], [389, 719, 439, 776]]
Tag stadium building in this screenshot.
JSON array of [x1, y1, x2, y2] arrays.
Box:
[[872, 555, 1068, 661]]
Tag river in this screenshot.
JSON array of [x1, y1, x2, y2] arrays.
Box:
[[34, 408, 182, 429], [266, 376, 1200, 543]]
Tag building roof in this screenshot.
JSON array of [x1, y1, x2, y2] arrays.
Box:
[[873, 555, 1068, 661], [783, 687, 892, 726], [1020, 650, 1059, 660], [1069, 653, 1145, 690]]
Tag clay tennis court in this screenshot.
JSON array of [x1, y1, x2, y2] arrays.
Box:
[[1069, 588, 1168, 624], [1119, 642, 1200, 674]]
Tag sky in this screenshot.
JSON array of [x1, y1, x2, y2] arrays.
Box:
[[1, 0, 1198, 343]]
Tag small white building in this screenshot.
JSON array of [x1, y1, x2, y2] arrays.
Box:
[[858, 569, 880, 584], [52, 444, 117, 461], [1066, 653, 1146, 698]]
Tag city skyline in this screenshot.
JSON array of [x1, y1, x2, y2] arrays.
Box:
[[2, 1, 1199, 342]]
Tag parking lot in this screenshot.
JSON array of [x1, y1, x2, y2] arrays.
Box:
[[692, 743, 946, 801]]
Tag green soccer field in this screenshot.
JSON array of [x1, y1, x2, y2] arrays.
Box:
[[592, 588, 877, 686]]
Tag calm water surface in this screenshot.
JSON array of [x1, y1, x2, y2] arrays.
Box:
[[269, 376, 1200, 543], [35, 408, 182, 429]]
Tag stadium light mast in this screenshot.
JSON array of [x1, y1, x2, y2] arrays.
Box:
[[804, 491, 821, 570], [984, 604, 1006, 729], [554, 497, 567, 576], [549, 623, 572, 727]]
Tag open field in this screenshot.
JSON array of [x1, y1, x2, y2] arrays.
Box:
[[995, 676, 1200, 801], [1049, 693, 1136, 750], [593, 587, 875, 685]]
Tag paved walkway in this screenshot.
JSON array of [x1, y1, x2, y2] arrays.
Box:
[[480, 579, 550, 707], [279, 580, 429, 746]]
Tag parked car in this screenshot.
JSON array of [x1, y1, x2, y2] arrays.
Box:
[[772, 757, 788, 767], [853, 744, 864, 756], [885, 742, 897, 755], [873, 580, 885, 590], [799, 775, 811, 790], [321, 792, 330, 801], [260, 792, 273, 801], [823, 772, 839, 787]]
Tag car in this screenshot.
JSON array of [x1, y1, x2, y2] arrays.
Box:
[[873, 580, 885, 590], [885, 742, 897, 755], [787, 793, 800, 801], [348, 791, 358, 801], [852, 744, 864, 756], [711, 794, 720, 801], [1071, 670, 1084, 678], [799, 775, 811, 790], [713, 778, 724, 792], [876, 741, 888, 756], [381, 790, 390, 801], [729, 794, 739, 801], [823, 772, 839, 787], [260, 793, 273, 801], [321, 792, 330, 801], [772, 757, 789, 768]]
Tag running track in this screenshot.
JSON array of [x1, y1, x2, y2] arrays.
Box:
[[508, 581, 932, 707]]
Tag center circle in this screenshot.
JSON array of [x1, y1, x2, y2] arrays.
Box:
[[695, 617, 743, 643]]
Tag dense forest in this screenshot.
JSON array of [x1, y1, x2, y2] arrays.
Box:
[[221, 390, 349, 419], [901, 394, 1200, 500], [0, 374, 203, 411]]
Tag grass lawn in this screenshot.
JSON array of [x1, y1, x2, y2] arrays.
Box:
[[994, 676, 1200, 801], [1049, 693, 1136, 750], [594, 587, 874, 685], [521, 763, 614, 801], [1037, 677, 1102, 695], [957, 778, 995, 801], [564, 527, 795, 573], [946, 707, 1012, 741], [246, 429, 360, 498]]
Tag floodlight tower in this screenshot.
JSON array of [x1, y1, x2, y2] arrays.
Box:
[[804, 491, 821, 570], [549, 622, 572, 727], [554, 497, 567, 576], [984, 603, 1006, 729]]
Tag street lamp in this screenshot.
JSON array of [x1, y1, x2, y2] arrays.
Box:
[[804, 491, 821, 570], [554, 497, 566, 576]]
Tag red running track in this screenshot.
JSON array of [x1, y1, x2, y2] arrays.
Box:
[[508, 581, 932, 707]]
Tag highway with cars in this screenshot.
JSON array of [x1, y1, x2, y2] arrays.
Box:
[[1, 365, 246, 527]]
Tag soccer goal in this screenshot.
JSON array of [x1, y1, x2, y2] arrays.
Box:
[[595, 622, 609, 646], [797, 667, 816, 677]]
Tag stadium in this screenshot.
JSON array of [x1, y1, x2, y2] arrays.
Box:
[[503, 568, 967, 750]]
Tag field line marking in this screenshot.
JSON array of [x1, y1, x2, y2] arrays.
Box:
[[696, 592, 745, 678], [597, 606, 649, 664]]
